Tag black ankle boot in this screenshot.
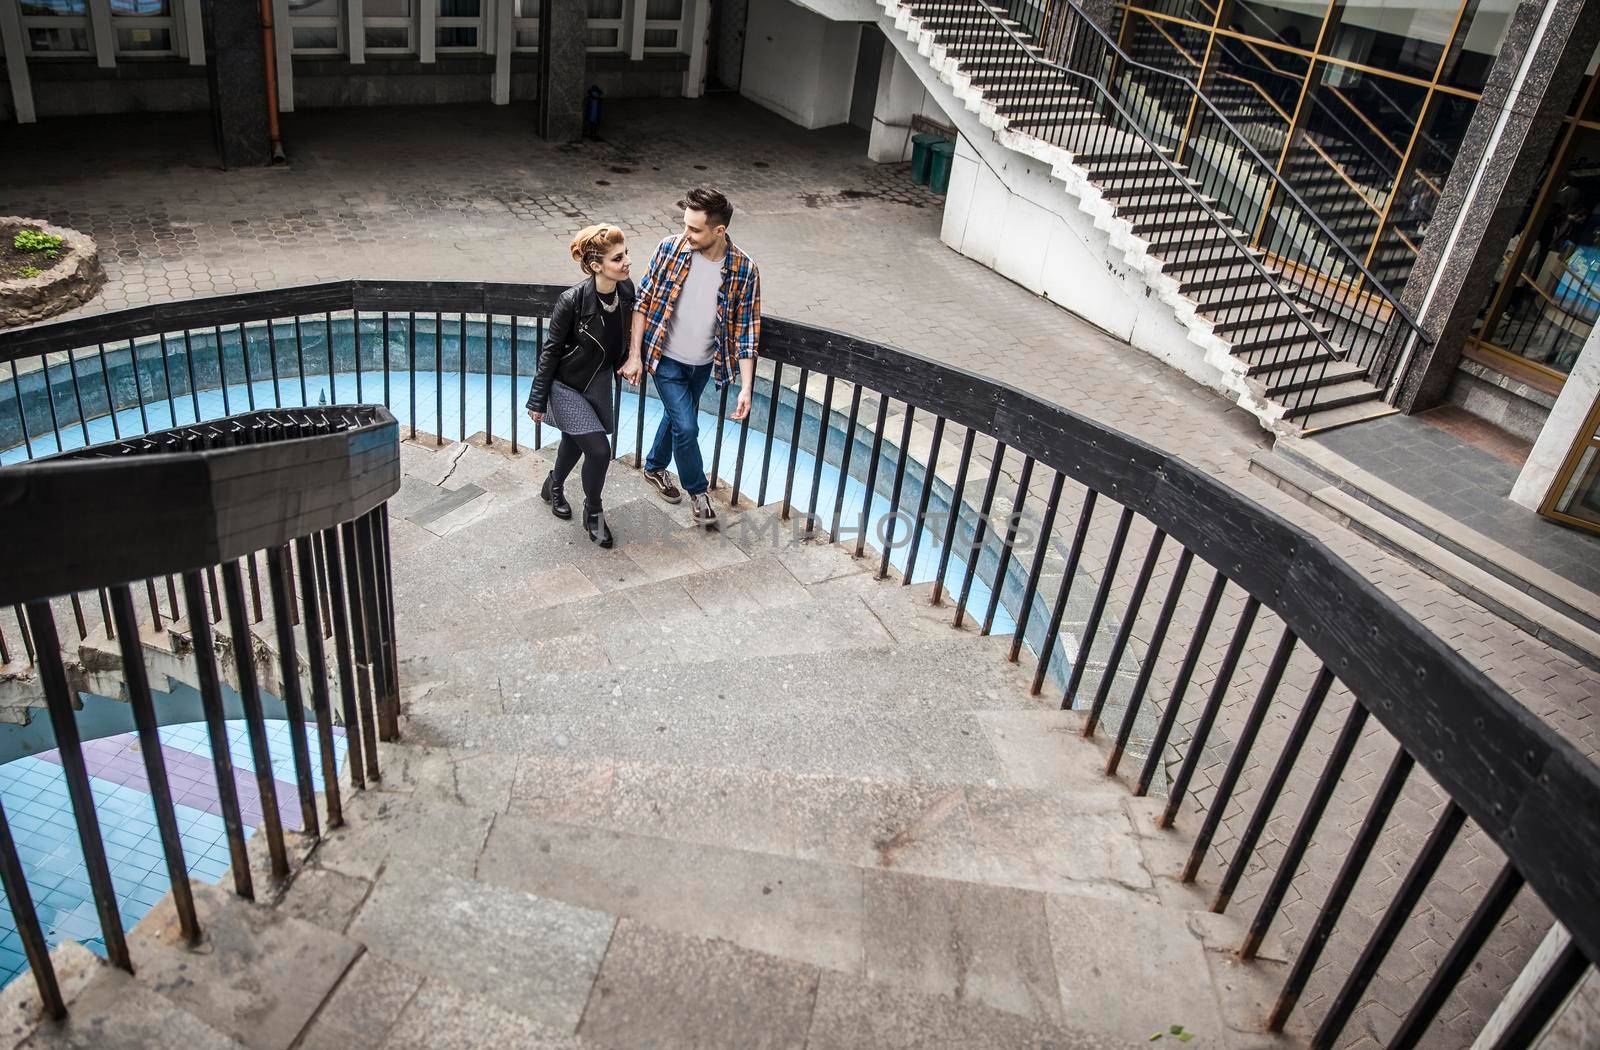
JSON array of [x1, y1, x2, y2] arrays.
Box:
[[542, 472, 572, 519], [584, 503, 614, 548]]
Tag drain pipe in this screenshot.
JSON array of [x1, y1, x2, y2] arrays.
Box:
[[259, 0, 286, 162]]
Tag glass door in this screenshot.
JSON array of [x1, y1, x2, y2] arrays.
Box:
[[1541, 394, 1600, 534]]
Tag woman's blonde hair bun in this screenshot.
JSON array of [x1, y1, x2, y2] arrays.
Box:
[[570, 224, 626, 275]]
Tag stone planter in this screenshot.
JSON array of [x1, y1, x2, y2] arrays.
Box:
[[0, 218, 105, 328]]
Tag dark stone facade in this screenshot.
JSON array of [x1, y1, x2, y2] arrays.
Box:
[[200, 0, 272, 167]]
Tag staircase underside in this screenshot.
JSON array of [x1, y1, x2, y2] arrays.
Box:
[[4, 439, 1306, 1049]]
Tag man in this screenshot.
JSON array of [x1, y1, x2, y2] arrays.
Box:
[[622, 187, 761, 527]]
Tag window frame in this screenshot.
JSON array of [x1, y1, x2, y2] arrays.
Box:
[[287, 0, 345, 56], [19, 0, 94, 58]]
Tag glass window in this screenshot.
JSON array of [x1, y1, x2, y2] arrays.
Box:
[[438, 0, 482, 51], [288, 0, 342, 54], [1474, 126, 1600, 375], [366, 25, 410, 49], [1124, 0, 1216, 21], [107, 0, 176, 56], [1231, 0, 1322, 54], [1202, 31, 1309, 142], [20, 0, 90, 57], [1545, 406, 1600, 533], [586, 0, 624, 52], [1326, 0, 1459, 83], [367, 0, 412, 15], [109, 0, 168, 13], [1440, 0, 1515, 91], [117, 26, 170, 49], [513, 0, 540, 51], [1122, 8, 1209, 78]]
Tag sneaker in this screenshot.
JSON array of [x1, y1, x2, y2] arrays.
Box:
[[642, 468, 683, 504], [690, 492, 717, 528]]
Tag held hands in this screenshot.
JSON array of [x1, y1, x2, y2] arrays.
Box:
[[730, 385, 753, 422], [619, 354, 644, 386], [526, 407, 544, 424]]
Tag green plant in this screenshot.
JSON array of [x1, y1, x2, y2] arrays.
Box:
[[18, 266, 42, 279], [14, 228, 63, 259]]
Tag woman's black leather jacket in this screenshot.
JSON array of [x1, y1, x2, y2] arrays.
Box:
[[525, 276, 637, 413]]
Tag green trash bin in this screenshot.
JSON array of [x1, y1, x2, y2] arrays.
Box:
[[928, 140, 956, 194], [910, 132, 942, 185]]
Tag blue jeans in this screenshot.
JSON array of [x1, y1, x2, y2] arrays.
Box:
[[644, 356, 714, 496]]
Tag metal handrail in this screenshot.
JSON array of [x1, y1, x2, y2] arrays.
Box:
[[1008, 0, 1428, 340], [0, 282, 1593, 1044]]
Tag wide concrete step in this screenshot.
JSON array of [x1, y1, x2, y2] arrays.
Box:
[[278, 779, 1249, 1046]]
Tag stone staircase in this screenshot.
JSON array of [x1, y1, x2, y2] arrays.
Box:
[[883, 0, 1402, 433], [0, 439, 1303, 1049]]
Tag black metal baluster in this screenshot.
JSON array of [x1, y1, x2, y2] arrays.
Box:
[[294, 315, 309, 406], [1389, 863, 1525, 1050], [827, 386, 865, 540], [348, 518, 396, 742], [1083, 524, 1167, 735], [266, 321, 282, 408], [757, 362, 785, 506], [1181, 626, 1298, 880], [324, 313, 335, 403], [67, 352, 90, 447], [854, 396, 892, 559], [709, 383, 730, 489], [1107, 547, 1194, 775], [212, 325, 233, 416], [459, 314, 468, 443], [1159, 595, 1261, 827], [781, 368, 810, 521], [246, 552, 264, 623], [1213, 666, 1333, 912], [876, 405, 918, 579], [181, 570, 254, 900], [532, 316, 542, 448], [205, 566, 222, 622], [220, 561, 291, 881], [8, 361, 34, 459], [109, 585, 201, 944], [804, 376, 836, 535], [1137, 570, 1228, 798], [128, 338, 151, 433], [508, 316, 517, 452], [13, 606, 32, 664], [322, 528, 369, 789], [902, 414, 945, 579], [1242, 700, 1373, 960], [384, 312, 394, 414], [240, 323, 256, 411], [355, 312, 365, 404], [610, 375, 623, 459], [22, 602, 132, 970], [1314, 801, 1469, 1048], [1486, 940, 1590, 1050], [98, 588, 114, 640], [953, 441, 1009, 626], [145, 578, 164, 631], [69, 593, 88, 639], [375, 506, 401, 738], [266, 546, 322, 839], [183, 328, 201, 422], [730, 387, 753, 508], [482, 314, 492, 444], [633, 359, 647, 466], [436, 312, 444, 445], [980, 456, 1034, 634], [0, 795, 64, 1018], [1268, 747, 1415, 1032], [1059, 505, 1133, 707]]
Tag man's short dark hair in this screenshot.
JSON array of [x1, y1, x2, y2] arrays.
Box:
[[679, 187, 733, 228]]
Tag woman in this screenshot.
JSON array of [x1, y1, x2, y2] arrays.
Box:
[[526, 224, 635, 547]]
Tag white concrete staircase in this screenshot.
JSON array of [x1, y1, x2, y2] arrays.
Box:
[[877, 0, 1400, 435], [0, 440, 1304, 1049]]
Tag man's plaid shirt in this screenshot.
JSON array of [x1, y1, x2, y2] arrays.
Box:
[[635, 234, 761, 388]]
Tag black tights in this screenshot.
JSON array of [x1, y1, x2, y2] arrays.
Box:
[[552, 431, 611, 509]]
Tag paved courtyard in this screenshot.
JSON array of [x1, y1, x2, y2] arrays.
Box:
[[3, 96, 1598, 1047]]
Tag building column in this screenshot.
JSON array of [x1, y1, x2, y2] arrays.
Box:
[[0, 0, 36, 124], [493, 0, 513, 104], [868, 44, 930, 163], [1392, 0, 1600, 412], [272, 0, 294, 112], [200, 0, 272, 168], [682, 0, 711, 99], [1511, 321, 1600, 510], [537, 0, 584, 141]]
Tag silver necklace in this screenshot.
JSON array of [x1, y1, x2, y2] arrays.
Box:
[[598, 287, 620, 313]]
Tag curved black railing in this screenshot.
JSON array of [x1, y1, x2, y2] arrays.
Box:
[[920, 0, 1433, 416], [0, 401, 400, 1016], [0, 282, 1594, 1047]]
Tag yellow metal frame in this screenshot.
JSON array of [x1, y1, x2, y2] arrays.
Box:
[[1538, 393, 1600, 536]]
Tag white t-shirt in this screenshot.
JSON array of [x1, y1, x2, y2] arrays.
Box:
[[663, 250, 720, 367]]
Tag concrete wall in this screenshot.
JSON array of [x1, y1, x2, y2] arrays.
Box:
[[1445, 356, 1557, 444], [739, 0, 862, 129], [867, 43, 943, 163], [878, 14, 1230, 397], [20, 62, 209, 117]]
